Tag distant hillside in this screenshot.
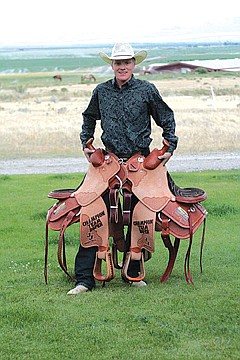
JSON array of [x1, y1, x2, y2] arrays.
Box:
[[0, 43, 239, 74]]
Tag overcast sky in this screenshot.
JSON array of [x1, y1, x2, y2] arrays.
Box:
[[1, 0, 239, 46]]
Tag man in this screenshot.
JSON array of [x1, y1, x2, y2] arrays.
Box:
[[67, 43, 178, 295]]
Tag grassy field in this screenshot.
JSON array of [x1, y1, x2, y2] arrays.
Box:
[[0, 170, 239, 359], [0, 44, 240, 159], [0, 73, 240, 160]]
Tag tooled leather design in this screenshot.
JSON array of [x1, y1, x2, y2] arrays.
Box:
[[46, 141, 208, 285]]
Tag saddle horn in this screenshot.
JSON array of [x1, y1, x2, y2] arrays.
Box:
[[86, 138, 105, 167], [86, 138, 95, 150], [143, 139, 170, 170]]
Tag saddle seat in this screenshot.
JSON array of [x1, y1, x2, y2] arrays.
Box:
[[167, 173, 207, 203]]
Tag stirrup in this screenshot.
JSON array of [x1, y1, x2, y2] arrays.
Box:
[[122, 252, 145, 282], [93, 250, 115, 282]]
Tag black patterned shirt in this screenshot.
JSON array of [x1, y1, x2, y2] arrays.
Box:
[[80, 75, 178, 155]]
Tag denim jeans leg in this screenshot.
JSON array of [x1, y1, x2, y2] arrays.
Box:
[[74, 245, 97, 290]]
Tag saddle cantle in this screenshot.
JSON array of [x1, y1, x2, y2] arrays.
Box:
[[45, 139, 208, 286]]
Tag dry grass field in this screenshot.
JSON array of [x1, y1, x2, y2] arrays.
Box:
[[0, 76, 239, 159]]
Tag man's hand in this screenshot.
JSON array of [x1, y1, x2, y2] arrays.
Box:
[[157, 151, 172, 166], [83, 148, 95, 162]]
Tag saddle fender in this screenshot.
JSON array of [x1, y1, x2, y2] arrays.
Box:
[[80, 196, 115, 282], [122, 201, 156, 282]]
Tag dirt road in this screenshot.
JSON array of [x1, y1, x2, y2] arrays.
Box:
[[1, 152, 239, 175]]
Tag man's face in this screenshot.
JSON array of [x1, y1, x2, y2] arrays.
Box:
[[111, 58, 135, 85]]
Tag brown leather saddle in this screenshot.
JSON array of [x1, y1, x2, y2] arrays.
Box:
[[45, 139, 207, 286]]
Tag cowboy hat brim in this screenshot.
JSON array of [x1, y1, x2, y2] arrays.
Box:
[[99, 50, 147, 65]]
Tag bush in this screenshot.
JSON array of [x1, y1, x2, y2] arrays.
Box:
[[195, 67, 209, 74]]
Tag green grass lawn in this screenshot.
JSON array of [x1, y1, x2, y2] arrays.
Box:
[[0, 170, 239, 359]]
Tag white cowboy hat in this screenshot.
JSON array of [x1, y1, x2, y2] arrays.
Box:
[[99, 43, 147, 65]]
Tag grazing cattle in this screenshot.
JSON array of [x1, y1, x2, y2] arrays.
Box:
[[53, 75, 62, 81], [81, 74, 96, 82]]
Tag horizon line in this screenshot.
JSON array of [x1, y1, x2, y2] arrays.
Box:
[[1, 40, 240, 50]]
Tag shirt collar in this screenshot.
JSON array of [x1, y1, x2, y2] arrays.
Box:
[[112, 75, 135, 88]]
